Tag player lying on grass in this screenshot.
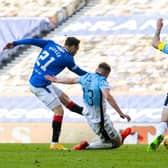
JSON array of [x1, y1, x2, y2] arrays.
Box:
[[45, 62, 132, 150], [147, 18, 168, 152]]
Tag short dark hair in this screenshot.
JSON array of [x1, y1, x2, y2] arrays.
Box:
[[64, 37, 80, 46], [98, 62, 111, 73]]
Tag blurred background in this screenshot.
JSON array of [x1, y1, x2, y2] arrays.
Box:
[[0, 0, 167, 144]]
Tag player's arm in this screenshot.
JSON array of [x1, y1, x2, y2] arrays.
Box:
[[102, 88, 131, 122], [68, 64, 87, 76], [71, 66, 87, 76], [152, 18, 168, 54], [45, 75, 78, 84], [3, 38, 51, 50], [152, 18, 163, 49]]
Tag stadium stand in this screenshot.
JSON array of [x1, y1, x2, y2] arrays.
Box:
[[0, 0, 167, 95], [0, 0, 86, 66]]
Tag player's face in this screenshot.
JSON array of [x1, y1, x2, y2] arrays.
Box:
[[68, 45, 79, 55]]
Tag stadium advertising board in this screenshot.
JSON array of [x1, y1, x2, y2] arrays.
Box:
[[0, 95, 167, 143], [57, 14, 168, 35]]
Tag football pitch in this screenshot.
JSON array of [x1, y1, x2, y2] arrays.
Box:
[[0, 144, 167, 168]]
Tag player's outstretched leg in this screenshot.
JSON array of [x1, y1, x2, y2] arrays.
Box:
[[86, 141, 117, 149], [147, 134, 164, 152], [72, 140, 89, 150], [120, 127, 132, 143], [73, 140, 119, 150], [59, 93, 83, 115]]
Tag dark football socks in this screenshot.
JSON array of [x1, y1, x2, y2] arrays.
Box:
[[52, 115, 63, 143], [66, 101, 83, 115]]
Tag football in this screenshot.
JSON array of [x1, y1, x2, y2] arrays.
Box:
[[163, 136, 168, 149]]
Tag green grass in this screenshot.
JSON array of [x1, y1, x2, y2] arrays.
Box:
[[0, 144, 167, 168]]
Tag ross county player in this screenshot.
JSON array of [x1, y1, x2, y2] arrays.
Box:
[[3, 37, 88, 150], [45, 62, 131, 150], [147, 18, 168, 152]]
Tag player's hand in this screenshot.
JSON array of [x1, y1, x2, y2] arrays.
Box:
[[125, 114, 131, 122], [3, 43, 14, 50], [120, 113, 131, 122], [45, 75, 57, 82], [156, 18, 163, 31]]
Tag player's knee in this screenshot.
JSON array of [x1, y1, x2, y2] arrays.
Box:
[[52, 105, 64, 116], [59, 93, 70, 106]]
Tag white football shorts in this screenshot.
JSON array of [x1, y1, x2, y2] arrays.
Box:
[[29, 84, 63, 109], [83, 106, 119, 142]]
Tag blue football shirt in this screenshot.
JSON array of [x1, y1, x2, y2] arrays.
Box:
[[13, 38, 87, 87]]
